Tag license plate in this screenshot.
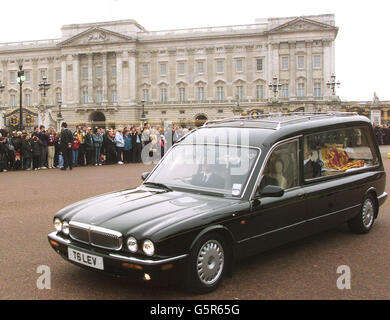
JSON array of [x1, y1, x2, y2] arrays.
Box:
[[68, 248, 104, 270]]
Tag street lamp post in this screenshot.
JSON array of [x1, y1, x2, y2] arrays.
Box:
[[268, 75, 282, 99], [326, 74, 341, 96], [232, 94, 243, 116], [140, 99, 147, 126], [16, 65, 26, 130], [39, 75, 51, 97], [57, 99, 62, 119]]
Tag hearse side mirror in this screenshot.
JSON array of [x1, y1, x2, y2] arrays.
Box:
[[141, 172, 151, 181], [260, 185, 284, 198]]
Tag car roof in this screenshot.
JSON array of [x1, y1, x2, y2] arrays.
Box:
[[185, 112, 373, 149]]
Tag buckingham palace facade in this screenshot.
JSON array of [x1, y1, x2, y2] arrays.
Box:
[[0, 14, 339, 128]]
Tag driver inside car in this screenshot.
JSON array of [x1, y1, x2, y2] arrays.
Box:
[[191, 160, 226, 189]]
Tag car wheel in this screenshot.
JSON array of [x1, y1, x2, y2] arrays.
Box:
[[348, 195, 376, 234], [186, 233, 227, 294]]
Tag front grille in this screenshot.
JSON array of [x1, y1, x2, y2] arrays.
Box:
[[69, 221, 123, 251]]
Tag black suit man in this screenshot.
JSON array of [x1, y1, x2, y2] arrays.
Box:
[[60, 122, 73, 170]]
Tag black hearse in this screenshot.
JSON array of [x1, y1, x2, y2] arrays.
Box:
[[48, 113, 387, 293]]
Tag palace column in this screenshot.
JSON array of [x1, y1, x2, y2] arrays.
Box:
[[87, 53, 94, 103], [128, 50, 137, 103], [61, 55, 68, 106], [72, 54, 80, 105], [323, 40, 331, 98], [102, 52, 108, 104], [289, 41, 296, 99], [306, 40, 313, 98], [116, 51, 123, 104]]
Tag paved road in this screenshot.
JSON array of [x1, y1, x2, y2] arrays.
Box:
[[1, 147, 390, 300]]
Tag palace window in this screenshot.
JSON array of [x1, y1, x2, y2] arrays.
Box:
[[313, 55, 321, 69], [40, 69, 46, 79], [25, 94, 31, 106], [314, 82, 322, 97], [197, 61, 204, 74], [297, 83, 305, 97], [216, 60, 224, 73], [82, 67, 88, 79], [217, 86, 224, 101], [82, 91, 88, 104], [10, 72, 16, 83], [111, 65, 116, 78], [236, 59, 243, 73], [96, 90, 102, 103], [143, 89, 149, 102], [256, 58, 263, 72], [281, 84, 289, 98], [143, 64, 149, 76], [197, 87, 204, 101], [10, 94, 16, 107], [281, 57, 289, 70], [111, 90, 117, 103], [256, 85, 264, 99], [297, 56, 305, 69], [56, 92, 62, 103], [56, 69, 61, 81], [96, 66, 102, 79], [25, 71, 31, 82], [160, 63, 167, 76], [178, 62, 185, 75], [179, 88, 185, 101], [160, 88, 167, 102], [236, 86, 243, 100]]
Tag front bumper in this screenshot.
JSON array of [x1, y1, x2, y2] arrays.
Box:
[[378, 192, 388, 207], [48, 232, 188, 282]]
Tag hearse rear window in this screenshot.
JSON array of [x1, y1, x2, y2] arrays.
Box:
[[303, 127, 379, 180]]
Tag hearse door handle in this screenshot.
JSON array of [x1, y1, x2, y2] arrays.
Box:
[[297, 190, 305, 199]]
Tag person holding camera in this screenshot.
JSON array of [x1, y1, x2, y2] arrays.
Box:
[[21, 134, 33, 170], [31, 135, 42, 170]]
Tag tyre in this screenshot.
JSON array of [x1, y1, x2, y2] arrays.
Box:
[[348, 195, 376, 234], [186, 233, 227, 294]]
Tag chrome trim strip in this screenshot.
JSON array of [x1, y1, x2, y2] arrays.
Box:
[[48, 232, 188, 266], [48, 231, 71, 244], [108, 253, 189, 266], [378, 192, 388, 200], [238, 204, 360, 244]]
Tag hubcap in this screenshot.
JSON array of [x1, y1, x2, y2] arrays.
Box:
[[196, 240, 224, 285], [362, 199, 374, 229]]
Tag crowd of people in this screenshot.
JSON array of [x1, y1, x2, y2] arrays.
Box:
[[0, 123, 193, 173], [373, 124, 390, 146]]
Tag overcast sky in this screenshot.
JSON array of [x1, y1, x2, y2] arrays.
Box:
[[0, 0, 388, 102]]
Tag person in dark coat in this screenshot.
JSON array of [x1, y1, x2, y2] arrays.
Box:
[[85, 127, 94, 166], [21, 134, 33, 170], [132, 128, 142, 163], [0, 135, 8, 172], [31, 135, 42, 170], [60, 122, 73, 171]]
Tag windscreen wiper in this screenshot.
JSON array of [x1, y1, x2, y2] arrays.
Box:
[[142, 182, 173, 192]]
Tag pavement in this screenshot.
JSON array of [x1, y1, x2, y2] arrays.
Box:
[[0, 148, 390, 300]]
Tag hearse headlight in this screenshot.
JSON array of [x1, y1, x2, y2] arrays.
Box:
[[142, 240, 155, 256], [62, 221, 69, 235], [54, 218, 62, 232], [126, 237, 138, 253]]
